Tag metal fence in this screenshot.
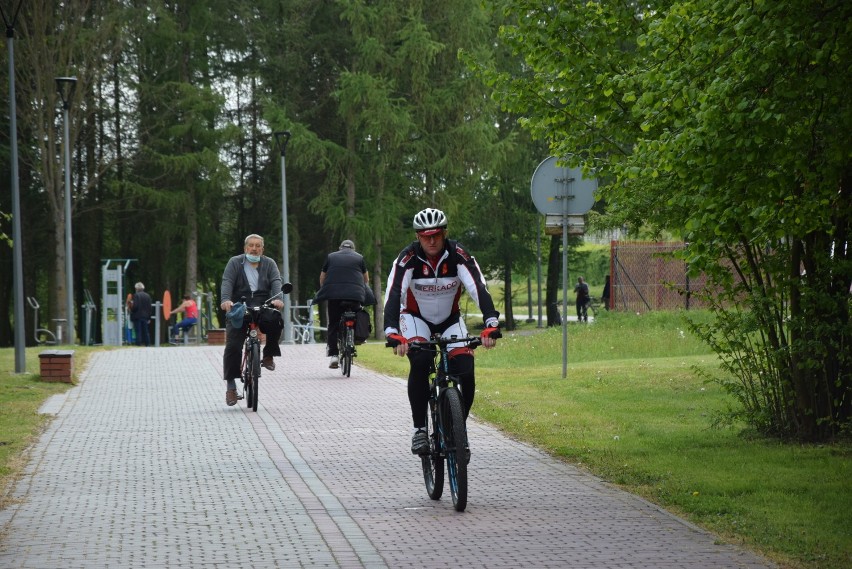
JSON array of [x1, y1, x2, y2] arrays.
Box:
[[610, 241, 712, 312]]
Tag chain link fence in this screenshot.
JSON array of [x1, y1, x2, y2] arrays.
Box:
[[610, 241, 712, 312]]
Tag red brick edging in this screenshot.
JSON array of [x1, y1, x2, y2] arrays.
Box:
[[39, 350, 75, 383]]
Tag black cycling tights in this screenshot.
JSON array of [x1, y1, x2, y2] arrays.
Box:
[[408, 350, 475, 429]]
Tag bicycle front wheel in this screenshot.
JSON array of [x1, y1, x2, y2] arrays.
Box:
[[442, 387, 468, 511], [423, 403, 444, 500], [249, 342, 260, 412], [242, 347, 253, 409]]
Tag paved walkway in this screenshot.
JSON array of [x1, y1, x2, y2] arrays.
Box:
[[0, 345, 775, 568]]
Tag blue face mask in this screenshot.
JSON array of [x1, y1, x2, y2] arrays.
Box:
[[245, 254, 261, 263]]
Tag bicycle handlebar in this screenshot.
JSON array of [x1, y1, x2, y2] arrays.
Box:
[[233, 298, 281, 326], [385, 332, 502, 351]]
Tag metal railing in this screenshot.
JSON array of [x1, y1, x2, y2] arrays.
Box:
[[290, 300, 325, 344]]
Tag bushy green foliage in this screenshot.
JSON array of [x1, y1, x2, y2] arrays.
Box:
[[572, 244, 610, 287], [478, 0, 852, 442]]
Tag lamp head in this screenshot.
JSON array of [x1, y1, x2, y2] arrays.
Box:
[[273, 131, 291, 155], [55, 76, 78, 109]]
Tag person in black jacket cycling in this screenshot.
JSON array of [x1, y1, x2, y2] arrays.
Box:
[[314, 239, 374, 369], [384, 208, 500, 455]]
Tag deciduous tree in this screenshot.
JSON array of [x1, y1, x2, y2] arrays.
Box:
[[486, 0, 851, 440]]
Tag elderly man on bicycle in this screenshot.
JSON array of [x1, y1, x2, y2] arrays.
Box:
[[220, 233, 285, 406], [383, 208, 500, 454]]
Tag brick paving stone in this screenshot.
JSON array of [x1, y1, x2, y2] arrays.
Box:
[[0, 345, 776, 569]]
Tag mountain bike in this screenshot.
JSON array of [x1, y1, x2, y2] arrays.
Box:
[[337, 301, 362, 377], [394, 333, 500, 512], [234, 298, 280, 412]]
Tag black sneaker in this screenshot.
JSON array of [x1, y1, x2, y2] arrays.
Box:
[[411, 429, 429, 455]]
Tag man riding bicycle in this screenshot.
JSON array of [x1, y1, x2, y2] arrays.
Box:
[[383, 208, 500, 455], [220, 233, 285, 406], [314, 239, 374, 369]]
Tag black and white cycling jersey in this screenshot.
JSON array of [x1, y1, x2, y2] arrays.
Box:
[[383, 239, 499, 336]]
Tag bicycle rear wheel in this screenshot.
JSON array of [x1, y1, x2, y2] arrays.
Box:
[[442, 387, 468, 511], [248, 342, 260, 412], [423, 403, 444, 500], [342, 327, 354, 377]]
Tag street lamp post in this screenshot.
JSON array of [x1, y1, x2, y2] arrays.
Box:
[[5, 1, 26, 371], [274, 131, 292, 344], [56, 76, 77, 346]]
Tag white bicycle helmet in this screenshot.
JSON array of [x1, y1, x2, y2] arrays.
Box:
[[413, 208, 448, 232]]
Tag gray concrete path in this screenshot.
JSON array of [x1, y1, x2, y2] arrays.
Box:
[[0, 345, 775, 568]]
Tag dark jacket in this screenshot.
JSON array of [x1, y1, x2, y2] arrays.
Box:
[[129, 291, 153, 322], [314, 248, 375, 305]]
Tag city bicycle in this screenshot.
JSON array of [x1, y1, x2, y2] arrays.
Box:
[[393, 333, 500, 512], [337, 301, 362, 377], [233, 297, 281, 412]]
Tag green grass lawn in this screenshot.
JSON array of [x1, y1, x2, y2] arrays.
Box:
[[356, 310, 852, 569], [0, 345, 107, 509]]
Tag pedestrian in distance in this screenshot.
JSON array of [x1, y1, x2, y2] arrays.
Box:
[[574, 276, 590, 322], [127, 282, 153, 346], [314, 239, 375, 369], [601, 274, 611, 311], [383, 207, 500, 455], [220, 233, 286, 406], [169, 294, 199, 342]]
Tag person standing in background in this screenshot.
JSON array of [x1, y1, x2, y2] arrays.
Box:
[[127, 282, 153, 346], [574, 276, 590, 322]]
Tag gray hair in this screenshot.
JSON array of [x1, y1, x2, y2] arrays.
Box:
[[339, 239, 355, 250], [244, 233, 264, 246], [135, 282, 145, 291]]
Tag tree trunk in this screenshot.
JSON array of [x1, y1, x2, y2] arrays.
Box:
[[373, 253, 383, 341], [503, 266, 514, 331], [184, 184, 198, 295]]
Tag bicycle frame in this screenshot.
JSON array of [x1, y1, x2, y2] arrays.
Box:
[[427, 337, 474, 452], [235, 298, 279, 412]]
